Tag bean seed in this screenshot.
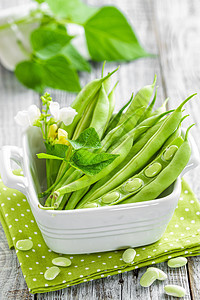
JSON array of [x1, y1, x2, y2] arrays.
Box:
[[101, 191, 120, 204], [164, 285, 186, 297], [163, 145, 178, 161], [144, 162, 162, 177], [83, 202, 98, 208], [168, 257, 187, 268], [44, 266, 60, 281], [52, 257, 71, 267], [16, 239, 33, 251], [123, 178, 143, 193], [140, 268, 159, 287], [122, 248, 136, 263], [148, 267, 167, 280]]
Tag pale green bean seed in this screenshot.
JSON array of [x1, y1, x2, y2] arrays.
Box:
[[101, 191, 120, 204], [44, 266, 60, 281], [148, 267, 167, 280], [122, 248, 136, 263], [16, 239, 33, 251], [164, 285, 186, 297], [140, 268, 159, 287], [144, 162, 162, 178], [52, 257, 71, 267], [163, 145, 179, 161], [168, 257, 187, 268], [83, 203, 98, 208], [123, 178, 143, 193]]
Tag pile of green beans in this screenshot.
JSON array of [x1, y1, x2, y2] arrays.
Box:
[[40, 68, 196, 211]]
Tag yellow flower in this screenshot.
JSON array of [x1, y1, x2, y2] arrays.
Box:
[[57, 129, 70, 146], [48, 124, 58, 139]]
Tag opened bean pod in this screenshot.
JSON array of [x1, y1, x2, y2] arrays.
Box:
[[80, 136, 183, 208]]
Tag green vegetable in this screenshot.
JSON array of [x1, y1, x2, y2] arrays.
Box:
[[164, 285, 186, 297], [16, 239, 33, 251], [44, 266, 60, 281], [140, 268, 159, 287], [147, 267, 167, 280], [167, 257, 188, 268], [52, 257, 72, 267], [122, 248, 136, 264]]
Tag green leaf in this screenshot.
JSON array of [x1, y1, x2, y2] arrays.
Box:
[[41, 55, 81, 92], [37, 153, 64, 160], [70, 149, 119, 175], [31, 27, 72, 59], [15, 61, 44, 93], [61, 43, 91, 72], [68, 127, 101, 150], [46, 0, 98, 24], [45, 142, 69, 158], [84, 6, 150, 61]]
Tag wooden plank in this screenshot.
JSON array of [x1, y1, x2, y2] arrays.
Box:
[[153, 0, 200, 299], [0, 0, 39, 299]]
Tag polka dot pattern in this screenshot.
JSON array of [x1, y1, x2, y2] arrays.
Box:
[[0, 173, 200, 294]]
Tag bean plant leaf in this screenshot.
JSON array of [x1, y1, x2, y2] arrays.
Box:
[[84, 6, 150, 61], [41, 55, 81, 92], [46, 0, 98, 24], [70, 149, 119, 175], [15, 61, 44, 93], [31, 27, 73, 59], [37, 153, 64, 160], [61, 43, 91, 72], [45, 142, 69, 158], [68, 127, 101, 150]]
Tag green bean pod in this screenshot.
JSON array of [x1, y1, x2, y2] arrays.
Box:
[[103, 94, 134, 136], [90, 85, 110, 139], [122, 126, 192, 204], [108, 110, 172, 153], [76, 94, 195, 206], [80, 136, 184, 208], [65, 187, 90, 210], [119, 75, 157, 125], [72, 94, 98, 140], [101, 106, 146, 152], [63, 67, 119, 139], [151, 98, 169, 116], [137, 86, 157, 123], [103, 81, 118, 133]]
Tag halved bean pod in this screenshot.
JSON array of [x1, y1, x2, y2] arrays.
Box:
[[80, 136, 184, 208]]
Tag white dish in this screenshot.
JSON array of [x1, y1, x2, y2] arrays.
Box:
[[0, 127, 199, 254]]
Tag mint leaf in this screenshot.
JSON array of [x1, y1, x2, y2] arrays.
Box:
[[70, 149, 118, 175], [84, 6, 150, 61], [68, 127, 101, 150], [15, 61, 44, 93], [61, 43, 91, 72], [45, 143, 69, 158], [46, 0, 98, 24], [31, 27, 72, 59], [37, 153, 64, 160], [41, 55, 81, 92]]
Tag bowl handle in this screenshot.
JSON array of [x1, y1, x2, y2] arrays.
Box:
[[0, 146, 28, 195], [181, 130, 200, 177]]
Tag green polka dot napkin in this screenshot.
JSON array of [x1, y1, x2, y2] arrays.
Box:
[[0, 172, 200, 294]]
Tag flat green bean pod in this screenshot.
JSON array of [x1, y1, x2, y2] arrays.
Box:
[[122, 125, 192, 205], [80, 136, 183, 208], [119, 75, 157, 124]]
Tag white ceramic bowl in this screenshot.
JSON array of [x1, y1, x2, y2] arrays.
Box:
[[0, 127, 199, 254]]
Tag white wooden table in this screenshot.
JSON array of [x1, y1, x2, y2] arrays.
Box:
[[0, 0, 200, 299]]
